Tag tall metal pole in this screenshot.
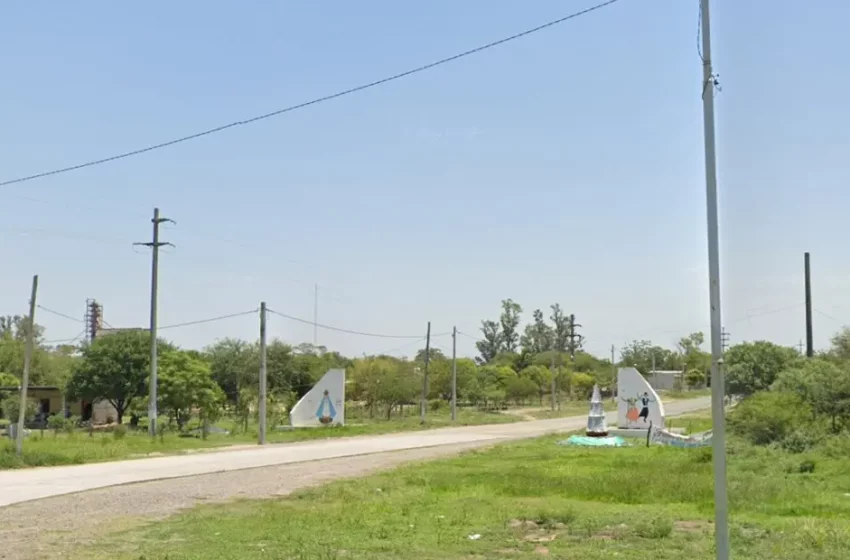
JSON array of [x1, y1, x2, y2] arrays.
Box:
[[804, 252, 813, 357], [445, 326, 456, 421], [15, 275, 38, 456], [258, 302, 268, 444], [700, 2, 729, 558], [420, 321, 431, 422], [135, 207, 174, 438], [313, 283, 318, 346]]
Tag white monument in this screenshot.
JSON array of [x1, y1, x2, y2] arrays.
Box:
[[289, 368, 346, 428], [617, 367, 665, 431], [586, 384, 608, 437]]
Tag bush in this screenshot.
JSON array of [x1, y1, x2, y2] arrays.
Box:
[[780, 428, 822, 454], [113, 424, 128, 439], [635, 516, 674, 539], [685, 369, 706, 389], [728, 391, 808, 445], [428, 399, 445, 412]]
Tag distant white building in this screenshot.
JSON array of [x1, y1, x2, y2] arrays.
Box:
[[646, 370, 682, 391]]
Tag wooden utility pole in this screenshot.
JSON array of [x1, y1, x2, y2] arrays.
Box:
[[258, 302, 268, 444], [420, 321, 431, 423], [134, 207, 174, 437], [16, 275, 38, 456]]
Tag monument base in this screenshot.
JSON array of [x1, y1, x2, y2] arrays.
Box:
[[608, 427, 685, 439], [585, 431, 609, 437]]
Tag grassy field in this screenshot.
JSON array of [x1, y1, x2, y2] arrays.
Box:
[[81, 413, 850, 559], [0, 407, 518, 469]]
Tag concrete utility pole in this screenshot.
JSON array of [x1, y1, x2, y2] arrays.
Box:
[[451, 326, 457, 421], [313, 284, 318, 346], [611, 344, 617, 401], [420, 321, 431, 423], [134, 208, 174, 438], [699, 1, 730, 558], [258, 302, 268, 444], [804, 252, 813, 357], [15, 275, 38, 456], [550, 354, 556, 411]]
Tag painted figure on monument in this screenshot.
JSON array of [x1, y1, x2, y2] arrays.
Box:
[[617, 367, 665, 430], [315, 390, 337, 425]]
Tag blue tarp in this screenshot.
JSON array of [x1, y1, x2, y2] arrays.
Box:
[[558, 435, 629, 447]]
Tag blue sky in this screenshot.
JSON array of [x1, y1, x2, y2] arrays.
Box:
[[1, 0, 848, 360]]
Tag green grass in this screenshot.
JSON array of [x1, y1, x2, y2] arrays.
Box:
[[82, 413, 850, 559], [0, 407, 518, 469]]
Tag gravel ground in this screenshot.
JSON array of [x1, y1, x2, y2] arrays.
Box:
[[0, 441, 491, 560]]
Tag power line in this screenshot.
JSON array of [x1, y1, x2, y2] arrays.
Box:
[[159, 309, 258, 331], [374, 337, 427, 357], [0, 0, 625, 188], [43, 330, 87, 345], [267, 308, 425, 339], [457, 330, 480, 342], [36, 305, 84, 324], [815, 309, 846, 326]]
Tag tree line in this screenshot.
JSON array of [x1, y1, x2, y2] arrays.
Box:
[[6, 301, 843, 432]]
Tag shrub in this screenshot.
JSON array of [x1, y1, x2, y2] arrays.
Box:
[[685, 369, 706, 389], [428, 399, 445, 412], [635, 516, 674, 539], [728, 391, 807, 445], [113, 424, 128, 439], [779, 427, 823, 454]]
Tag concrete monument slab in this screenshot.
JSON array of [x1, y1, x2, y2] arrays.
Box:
[[289, 368, 346, 428]]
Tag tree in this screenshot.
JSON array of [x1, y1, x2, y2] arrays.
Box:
[[427, 357, 478, 402], [204, 338, 258, 402], [519, 365, 551, 405], [158, 350, 225, 432], [829, 327, 850, 362], [0, 318, 59, 386], [499, 299, 523, 353], [774, 358, 850, 432], [521, 309, 554, 354], [571, 372, 596, 399], [505, 376, 537, 405], [415, 347, 445, 363], [66, 331, 165, 424], [725, 341, 800, 397], [476, 320, 502, 365], [349, 358, 417, 419], [619, 340, 681, 374]]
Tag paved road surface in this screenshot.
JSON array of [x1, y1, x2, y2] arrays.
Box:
[[0, 396, 710, 508]]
